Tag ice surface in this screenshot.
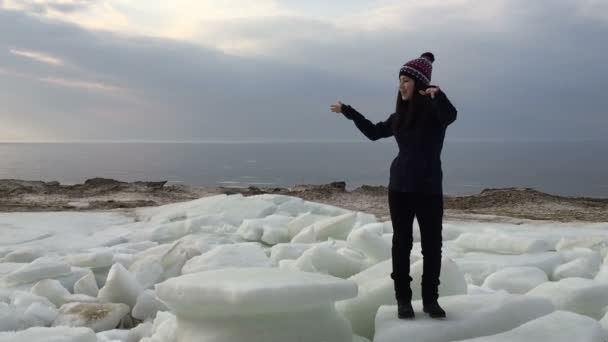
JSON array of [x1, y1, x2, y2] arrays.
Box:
[[290, 212, 362, 244], [158, 240, 196, 281], [139, 311, 177, 342], [260, 225, 290, 245], [481, 266, 548, 294], [2, 257, 71, 286], [176, 303, 353, 342], [559, 247, 602, 263], [269, 243, 313, 265], [74, 273, 99, 297], [97, 263, 143, 308], [556, 236, 608, 252], [127, 221, 196, 244], [337, 257, 467, 339], [126, 321, 154, 342], [2, 248, 46, 263], [291, 224, 317, 243], [64, 251, 114, 269], [310, 212, 358, 241], [273, 196, 307, 216], [0, 302, 18, 331], [55, 267, 94, 293], [305, 201, 351, 217], [287, 212, 328, 239], [0, 212, 133, 252], [136, 194, 277, 227], [285, 244, 363, 278], [467, 284, 503, 295], [21, 301, 59, 328], [2, 195, 608, 340], [156, 267, 357, 317], [353, 334, 372, 342], [31, 279, 71, 307], [453, 252, 562, 285], [161, 256, 356, 342], [527, 277, 608, 319], [181, 243, 270, 274], [346, 223, 391, 264], [112, 253, 136, 269], [374, 293, 554, 342], [455, 233, 552, 254], [454, 310, 604, 342], [0, 326, 96, 342], [600, 310, 608, 338], [132, 289, 169, 321], [552, 257, 599, 280], [96, 328, 129, 342], [409, 258, 468, 301], [53, 302, 130, 332], [237, 215, 292, 244], [10, 291, 55, 312], [129, 257, 164, 290], [0, 262, 23, 278]]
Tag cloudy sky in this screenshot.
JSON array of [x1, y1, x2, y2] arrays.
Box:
[[1, 0, 607, 142]]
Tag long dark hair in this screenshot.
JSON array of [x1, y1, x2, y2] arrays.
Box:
[[392, 80, 430, 134]]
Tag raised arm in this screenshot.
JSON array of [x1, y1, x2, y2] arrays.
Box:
[[429, 89, 457, 128], [341, 104, 395, 141]]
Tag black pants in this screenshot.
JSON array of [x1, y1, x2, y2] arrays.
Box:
[[388, 191, 443, 304]]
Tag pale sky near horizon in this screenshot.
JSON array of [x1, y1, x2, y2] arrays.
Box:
[[1, 0, 607, 142]]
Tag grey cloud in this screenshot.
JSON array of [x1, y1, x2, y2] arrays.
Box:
[[5, 0, 96, 14], [220, 0, 608, 140], [199, 15, 334, 42], [1, 0, 608, 142], [0, 9, 384, 141]]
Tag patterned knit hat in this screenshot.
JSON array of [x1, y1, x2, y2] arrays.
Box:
[[399, 52, 434, 86]]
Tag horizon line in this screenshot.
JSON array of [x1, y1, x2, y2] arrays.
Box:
[[0, 138, 607, 144]]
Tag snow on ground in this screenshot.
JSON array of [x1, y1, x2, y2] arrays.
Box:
[[0, 193, 608, 341]]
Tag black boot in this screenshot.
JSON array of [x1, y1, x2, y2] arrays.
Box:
[[397, 300, 415, 319], [423, 301, 446, 318], [393, 275, 414, 320]]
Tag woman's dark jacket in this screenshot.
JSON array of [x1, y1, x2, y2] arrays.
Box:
[[341, 90, 457, 194]]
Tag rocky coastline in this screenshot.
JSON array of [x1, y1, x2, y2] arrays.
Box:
[[1, 178, 607, 222]]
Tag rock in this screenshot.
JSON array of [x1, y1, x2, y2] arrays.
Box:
[[83, 178, 124, 187]]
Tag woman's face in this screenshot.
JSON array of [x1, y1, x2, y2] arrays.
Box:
[[399, 75, 415, 101]]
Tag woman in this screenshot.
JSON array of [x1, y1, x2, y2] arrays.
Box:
[[330, 52, 457, 319]]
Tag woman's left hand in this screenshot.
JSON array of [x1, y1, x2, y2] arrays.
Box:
[[419, 86, 441, 99]]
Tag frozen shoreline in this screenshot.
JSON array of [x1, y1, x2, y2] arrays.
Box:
[[1, 178, 608, 222], [1, 190, 608, 341]]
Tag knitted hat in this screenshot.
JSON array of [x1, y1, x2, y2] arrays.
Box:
[[399, 52, 435, 86]]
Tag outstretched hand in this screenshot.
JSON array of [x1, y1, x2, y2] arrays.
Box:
[[330, 101, 343, 113], [419, 86, 441, 99]]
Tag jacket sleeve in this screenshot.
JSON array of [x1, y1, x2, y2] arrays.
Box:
[[341, 104, 395, 141], [430, 89, 457, 127]]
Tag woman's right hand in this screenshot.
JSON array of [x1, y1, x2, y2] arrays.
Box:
[[330, 101, 343, 114]]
